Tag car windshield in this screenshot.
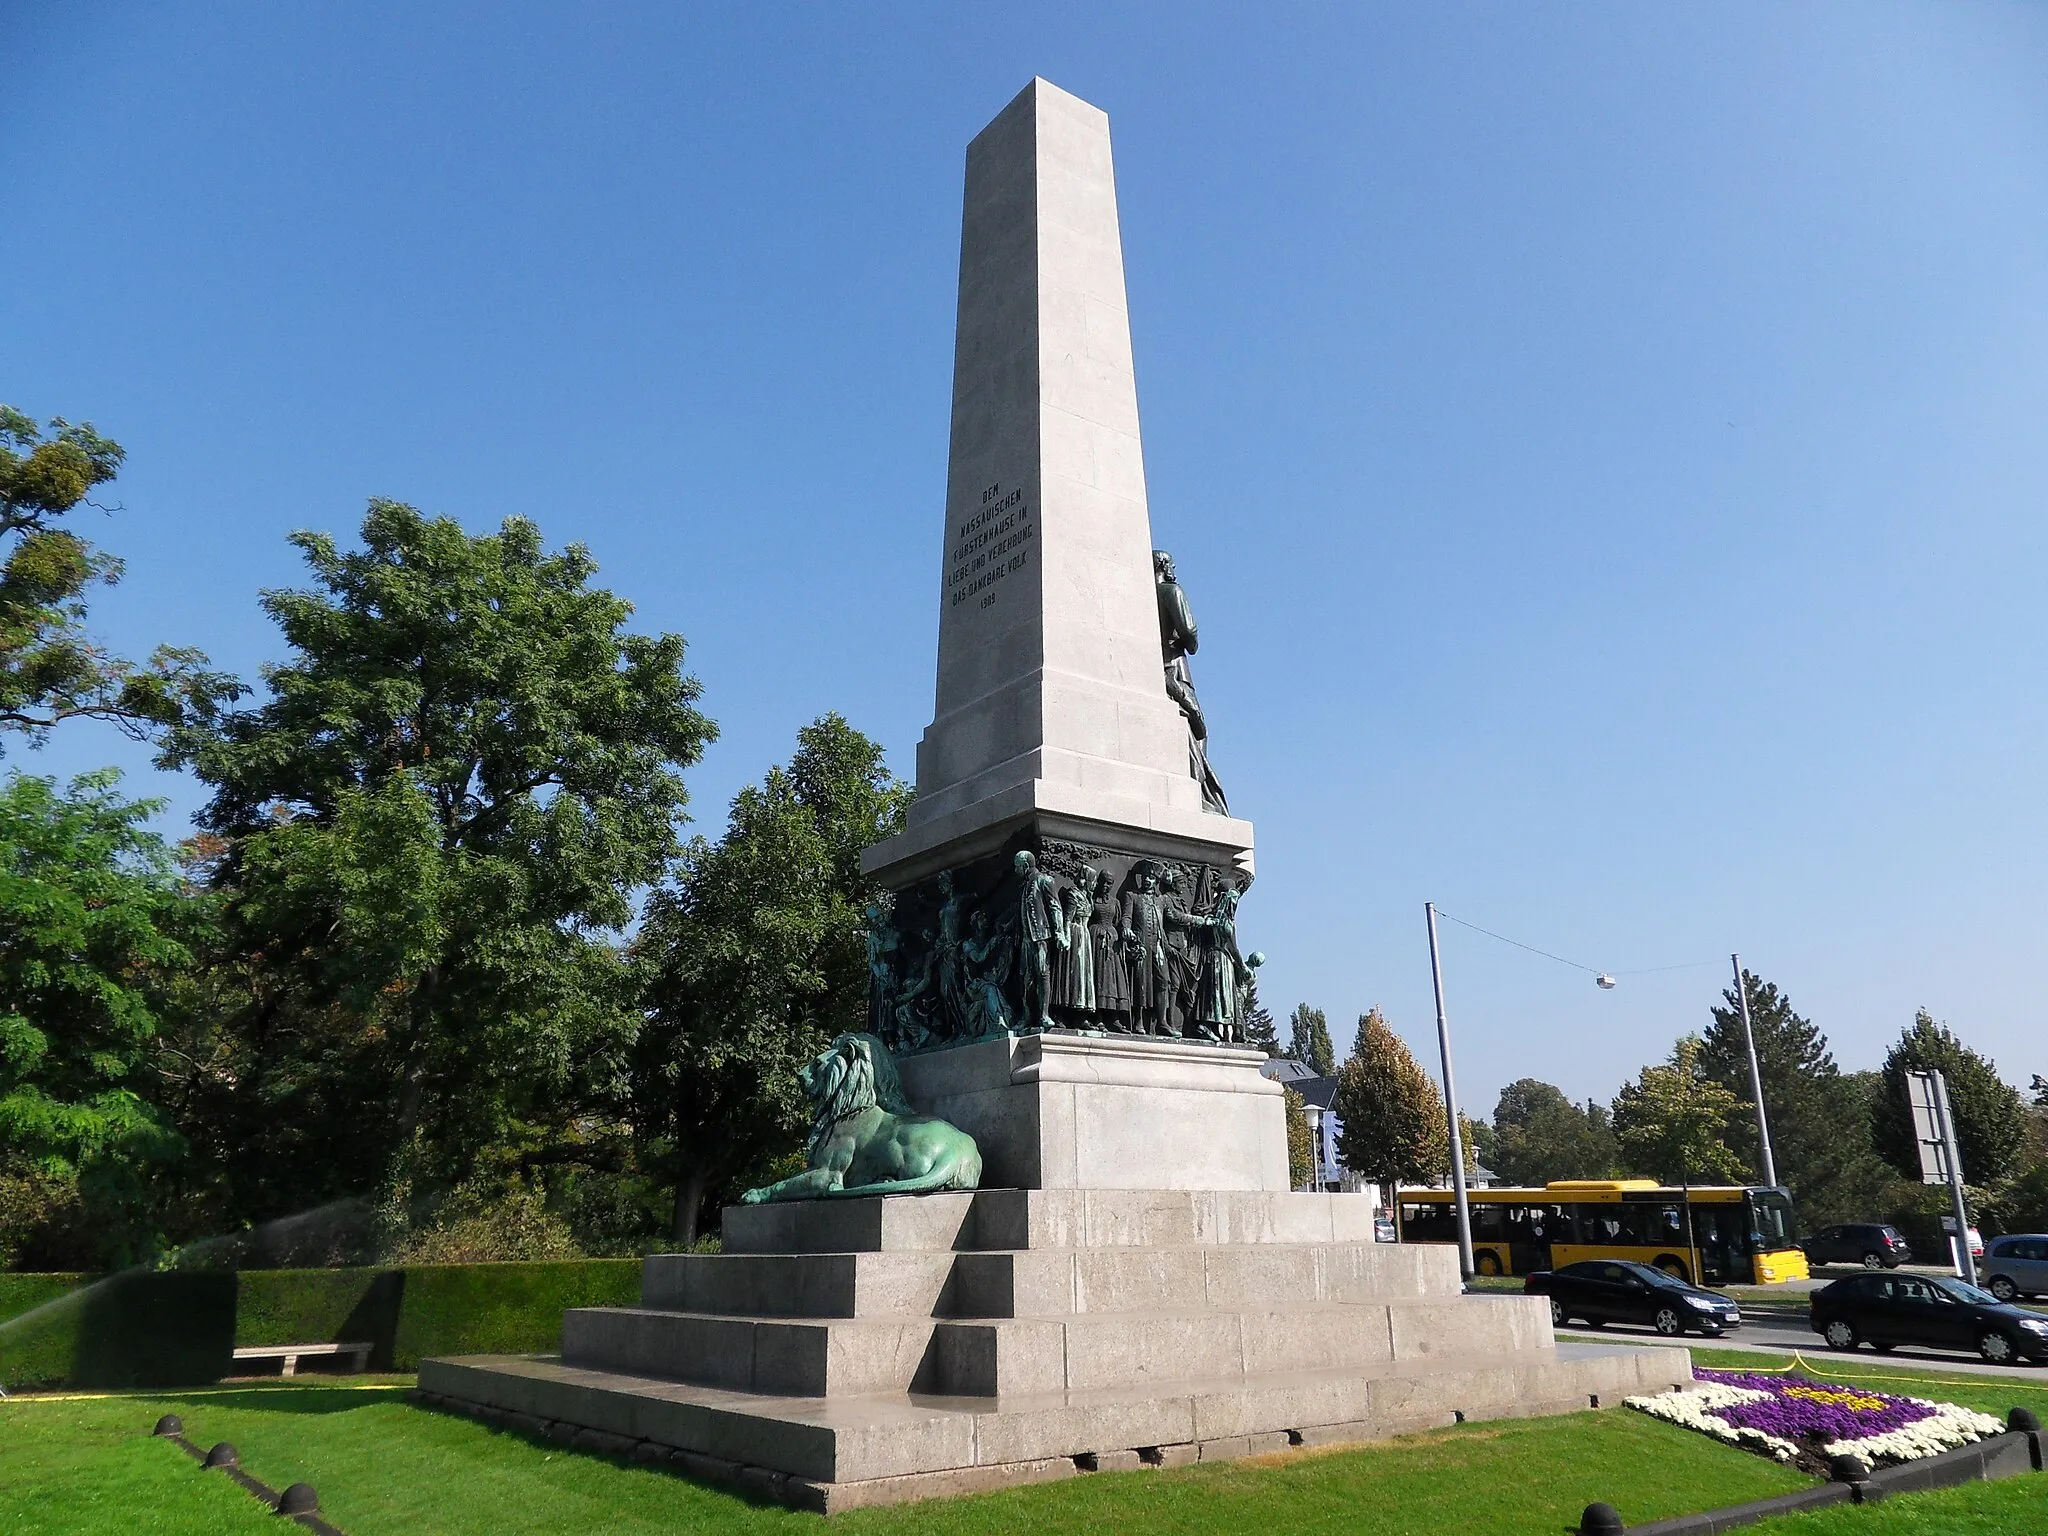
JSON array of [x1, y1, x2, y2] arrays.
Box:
[[1929, 1276, 2000, 1306], [1622, 1262, 1686, 1289]]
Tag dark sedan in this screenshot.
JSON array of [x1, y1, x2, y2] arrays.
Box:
[[1810, 1271, 2048, 1365], [1525, 1259, 1743, 1338], [1800, 1222, 1913, 1269]]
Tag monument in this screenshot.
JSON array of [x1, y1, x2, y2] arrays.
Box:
[[418, 78, 1690, 1511]]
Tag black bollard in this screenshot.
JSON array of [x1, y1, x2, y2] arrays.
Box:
[[276, 1483, 319, 1516], [1826, 1451, 1870, 1483], [204, 1442, 240, 1469], [1578, 1502, 1625, 1535], [153, 1414, 185, 1437], [2009, 1407, 2041, 1433]]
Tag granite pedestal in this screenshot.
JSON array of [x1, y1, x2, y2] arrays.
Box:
[[895, 1033, 1290, 1192], [421, 1186, 1691, 1511]]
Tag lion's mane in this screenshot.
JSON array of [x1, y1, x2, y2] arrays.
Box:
[[807, 1033, 917, 1161]]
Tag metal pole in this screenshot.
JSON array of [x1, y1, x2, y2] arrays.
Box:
[[1929, 1070, 1977, 1286], [1425, 903, 1475, 1280], [1730, 955, 1778, 1190]]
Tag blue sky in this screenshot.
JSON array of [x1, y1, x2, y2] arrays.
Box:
[[6, 4, 2046, 1118]]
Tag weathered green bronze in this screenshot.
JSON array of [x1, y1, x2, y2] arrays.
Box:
[[739, 1033, 983, 1203]]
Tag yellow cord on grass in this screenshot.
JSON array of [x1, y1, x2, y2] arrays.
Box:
[[1706, 1350, 2042, 1394]]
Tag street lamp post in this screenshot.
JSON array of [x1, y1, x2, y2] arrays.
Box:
[[1304, 1103, 1324, 1193], [1424, 903, 1476, 1281], [1730, 954, 1778, 1189]]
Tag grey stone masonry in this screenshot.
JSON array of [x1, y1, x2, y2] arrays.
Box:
[[423, 1187, 1695, 1511], [893, 1034, 1292, 1192], [863, 78, 1254, 885]]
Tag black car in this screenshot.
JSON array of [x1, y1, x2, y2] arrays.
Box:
[[1809, 1271, 2048, 1365], [1525, 1259, 1743, 1338], [1800, 1223, 1913, 1269]]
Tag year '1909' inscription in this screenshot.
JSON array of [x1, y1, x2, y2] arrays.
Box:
[[948, 481, 1033, 608]]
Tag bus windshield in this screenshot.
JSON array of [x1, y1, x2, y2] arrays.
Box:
[[1747, 1190, 1795, 1251]]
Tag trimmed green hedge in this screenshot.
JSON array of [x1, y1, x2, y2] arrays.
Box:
[[0, 1259, 640, 1390]]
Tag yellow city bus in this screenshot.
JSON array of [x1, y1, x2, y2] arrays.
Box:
[[1394, 1180, 1810, 1285]]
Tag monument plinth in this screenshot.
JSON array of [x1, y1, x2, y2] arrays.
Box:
[[419, 79, 1692, 1510]]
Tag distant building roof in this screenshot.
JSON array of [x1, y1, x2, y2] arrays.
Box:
[[1260, 1058, 1318, 1084]]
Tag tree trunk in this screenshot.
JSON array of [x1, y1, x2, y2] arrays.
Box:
[[393, 966, 442, 1146], [673, 1167, 708, 1247]]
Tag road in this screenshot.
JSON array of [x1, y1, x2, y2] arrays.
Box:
[[1551, 1281, 2048, 1382]]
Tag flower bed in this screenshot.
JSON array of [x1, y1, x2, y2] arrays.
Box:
[[1625, 1366, 2003, 1473]]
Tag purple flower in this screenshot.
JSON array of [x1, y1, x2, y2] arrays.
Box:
[[1690, 1368, 1938, 1446]]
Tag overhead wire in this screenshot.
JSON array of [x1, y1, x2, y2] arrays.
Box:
[[1430, 909, 1724, 980]]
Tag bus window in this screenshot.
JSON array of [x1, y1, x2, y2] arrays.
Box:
[[1470, 1202, 1506, 1240], [1400, 1202, 1458, 1243], [1746, 1190, 1795, 1251]]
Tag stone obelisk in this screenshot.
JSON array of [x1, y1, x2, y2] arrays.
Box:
[[863, 78, 1254, 884]]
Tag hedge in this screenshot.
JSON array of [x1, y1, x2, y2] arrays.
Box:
[[0, 1259, 641, 1391]]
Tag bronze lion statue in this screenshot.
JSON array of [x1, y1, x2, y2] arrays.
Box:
[[740, 1032, 983, 1203]]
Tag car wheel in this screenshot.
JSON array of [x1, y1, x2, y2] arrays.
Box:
[[1988, 1277, 2018, 1303], [1860, 1252, 1883, 1269], [1978, 1331, 2016, 1365], [1653, 1306, 1684, 1337], [1550, 1298, 1568, 1327], [1824, 1319, 1858, 1351]]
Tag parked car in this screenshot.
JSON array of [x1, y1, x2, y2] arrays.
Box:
[[1982, 1235, 2048, 1304], [1809, 1271, 2048, 1365], [1799, 1223, 1912, 1269], [1525, 1259, 1742, 1338]]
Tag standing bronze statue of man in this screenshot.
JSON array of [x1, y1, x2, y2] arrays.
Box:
[[1154, 550, 1228, 814], [1013, 850, 1064, 1031]]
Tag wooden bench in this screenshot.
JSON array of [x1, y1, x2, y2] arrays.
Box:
[[231, 1342, 373, 1377]]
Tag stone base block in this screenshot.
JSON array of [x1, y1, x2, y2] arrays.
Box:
[[720, 1187, 1393, 1255], [894, 1033, 1289, 1191], [561, 1294, 1548, 1398], [420, 1340, 1693, 1511]]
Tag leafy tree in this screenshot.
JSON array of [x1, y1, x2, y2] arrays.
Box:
[[1465, 1113, 1500, 1175], [1612, 1037, 1748, 1184], [0, 771, 202, 1266], [1489, 1079, 1618, 1185], [162, 501, 714, 1214], [1700, 970, 1893, 1223], [1, 407, 233, 748], [1870, 1012, 2028, 1185], [1241, 974, 1279, 1056], [633, 715, 909, 1244], [1333, 1008, 1448, 1189], [1282, 1087, 1313, 1189], [1288, 1003, 1335, 1076]]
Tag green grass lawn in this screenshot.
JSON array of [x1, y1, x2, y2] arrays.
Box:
[[7, 1359, 2043, 1536], [1, 1375, 1811, 1536]]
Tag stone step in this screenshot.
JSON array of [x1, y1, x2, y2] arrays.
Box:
[[642, 1251, 960, 1318], [934, 1295, 1550, 1395], [420, 1336, 1694, 1499], [642, 1241, 1458, 1321], [561, 1294, 1549, 1398], [951, 1240, 1456, 1315], [562, 1306, 948, 1397], [720, 1188, 1399, 1255]]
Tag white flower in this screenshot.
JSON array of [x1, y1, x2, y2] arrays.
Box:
[[1622, 1381, 2002, 1468]]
